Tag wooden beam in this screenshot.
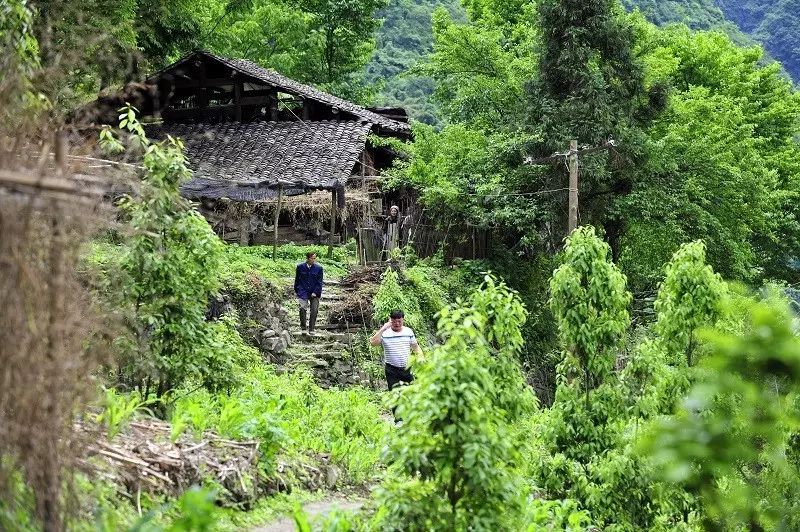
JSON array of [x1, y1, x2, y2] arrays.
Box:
[[162, 106, 236, 121], [241, 88, 280, 97], [172, 78, 244, 88], [272, 186, 283, 261], [239, 95, 273, 106], [0, 169, 104, 197], [162, 104, 260, 121]]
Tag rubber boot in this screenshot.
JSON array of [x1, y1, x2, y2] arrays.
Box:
[[299, 308, 307, 331]]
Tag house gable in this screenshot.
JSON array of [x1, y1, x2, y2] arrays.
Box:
[[148, 51, 411, 137]]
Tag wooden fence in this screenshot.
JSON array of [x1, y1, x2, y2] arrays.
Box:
[[408, 223, 490, 261]]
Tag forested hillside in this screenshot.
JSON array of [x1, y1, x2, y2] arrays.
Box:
[[717, 0, 800, 81], [371, 0, 798, 120], [624, 0, 800, 80], [366, 0, 465, 123], [622, 0, 728, 28]]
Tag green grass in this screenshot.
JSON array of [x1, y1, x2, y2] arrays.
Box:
[[69, 363, 388, 530], [83, 240, 356, 299], [215, 490, 324, 530], [220, 243, 354, 298], [171, 365, 390, 486]]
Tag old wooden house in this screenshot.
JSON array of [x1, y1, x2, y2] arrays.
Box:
[[79, 50, 412, 259]]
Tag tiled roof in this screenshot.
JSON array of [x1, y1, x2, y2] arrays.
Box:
[[147, 120, 370, 202], [149, 51, 411, 135]]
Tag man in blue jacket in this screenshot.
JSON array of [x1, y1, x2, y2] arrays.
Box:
[[294, 251, 323, 334]]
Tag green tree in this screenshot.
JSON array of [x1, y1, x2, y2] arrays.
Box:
[[100, 107, 229, 396], [195, 0, 387, 98], [653, 241, 727, 367], [375, 276, 534, 531], [549, 226, 631, 406], [530, 0, 655, 257], [0, 0, 45, 133], [539, 227, 669, 529], [198, 0, 317, 83], [619, 24, 800, 290], [621, 241, 726, 426], [288, 0, 387, 89], [640, 292, 800, 529]]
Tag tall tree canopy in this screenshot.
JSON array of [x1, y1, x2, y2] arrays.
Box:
[[28, 0, 387, 106], [393, 2, 800, 291]]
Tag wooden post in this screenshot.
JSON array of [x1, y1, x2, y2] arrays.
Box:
[[238, 204, 251, 246], [302, 99, 310, 120], [568, 139, 578, 234], [357, 227, 364, 266], [197, 58, 208, 120], [54, 129, 67, 176], [272, 186, 283, 261], [269, 89, 278, 120], [471, 227, 476, 259], [234, 79, 243, 122], [327, 189, 336, 258]]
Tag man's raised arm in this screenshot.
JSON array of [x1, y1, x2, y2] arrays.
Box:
[[370, 321, 391, 346]]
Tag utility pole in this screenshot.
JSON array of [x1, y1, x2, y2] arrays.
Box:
[[568, 139, 578, 234], [525, 138, 617, 237]]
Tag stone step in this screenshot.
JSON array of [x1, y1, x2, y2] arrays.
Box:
[[287, 341, 346, 352], [286, 354, 350, 366], [291, 331, 354, 343], [295, 323, 368, 332]]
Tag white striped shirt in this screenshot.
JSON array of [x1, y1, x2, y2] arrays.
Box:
[[381, 326, 418, 369]]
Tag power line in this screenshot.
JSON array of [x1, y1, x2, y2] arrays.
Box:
[[457, 187, 575, 197], [524, 139, 618, 165]]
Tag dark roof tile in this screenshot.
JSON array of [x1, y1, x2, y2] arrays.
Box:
[[147, 120, 370, 202]]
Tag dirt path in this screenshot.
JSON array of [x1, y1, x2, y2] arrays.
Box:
[[251, 499, 363, 532]]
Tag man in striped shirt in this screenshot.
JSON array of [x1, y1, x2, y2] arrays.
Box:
[[370, 310, 422, 391]]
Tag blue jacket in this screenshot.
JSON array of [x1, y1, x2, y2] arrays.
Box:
[[294, 262, 323, 299]]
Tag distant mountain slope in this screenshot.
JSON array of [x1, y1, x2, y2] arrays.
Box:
[[368, 0, 798, 122], [624, 0, 799, 81], [621, 0, 728, 28], [716, 0, 800, 81], [366, 0, 465, 124]]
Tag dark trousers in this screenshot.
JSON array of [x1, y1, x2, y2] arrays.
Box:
[[385, 363, 413, 390], [385, 363, 413, 421], [299, 296, 320, 330]]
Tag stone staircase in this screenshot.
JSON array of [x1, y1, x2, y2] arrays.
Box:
[[273, 276, 375, 388]]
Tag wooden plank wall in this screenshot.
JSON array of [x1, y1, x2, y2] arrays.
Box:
[[408, 222, 490, 261]]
